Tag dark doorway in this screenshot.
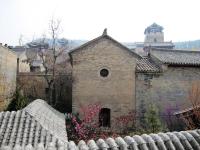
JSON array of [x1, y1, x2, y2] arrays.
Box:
[[99, 108, 111, 127]]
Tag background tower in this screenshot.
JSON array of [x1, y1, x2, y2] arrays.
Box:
[[144, 23, 164, 43]]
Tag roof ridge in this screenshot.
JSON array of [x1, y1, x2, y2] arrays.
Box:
[[22, 99, 67, 141], [23, 109, 66, 142], [69, 34, 104, 53], [69, 33, 141, 59], [152, 48, 200, 53]]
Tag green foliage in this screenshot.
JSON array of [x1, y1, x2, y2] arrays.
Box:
[[144, 104, 163, 133], [6, 88, 29, 111], [138, 99, 147, 129]]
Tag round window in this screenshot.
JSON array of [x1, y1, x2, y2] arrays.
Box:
[[100, 69, 109, 77]]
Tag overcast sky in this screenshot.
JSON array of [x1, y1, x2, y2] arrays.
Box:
[[1, 0, 200, 45]]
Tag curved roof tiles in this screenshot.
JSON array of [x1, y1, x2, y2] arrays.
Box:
[[1, 130, 200, 150], [151, 49, 200, 66], [136, 57, 161, 73], [0, 99, 67, 148], [1, 100, 200, 150]]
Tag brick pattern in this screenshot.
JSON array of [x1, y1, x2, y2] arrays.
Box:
[[70, 36, 137, 125]]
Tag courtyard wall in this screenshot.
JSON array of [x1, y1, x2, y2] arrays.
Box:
[[0, 45, 17, 110]]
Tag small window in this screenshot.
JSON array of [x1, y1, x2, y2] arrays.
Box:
[[99, 108, 111, 127], [154, 38, 157, 42], [100, 69, 109, 77]]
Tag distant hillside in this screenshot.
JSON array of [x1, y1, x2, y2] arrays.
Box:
[[26, 38, 200, 51], [174, 40, 200, 50]]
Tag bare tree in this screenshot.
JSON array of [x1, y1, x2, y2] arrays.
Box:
[[38, 18, 68, 106], [178, 82, 200, 129]]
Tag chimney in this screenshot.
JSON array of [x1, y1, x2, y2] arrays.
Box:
[[102, 28, 107, 36]]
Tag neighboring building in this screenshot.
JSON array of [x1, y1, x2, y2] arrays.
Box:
[[131, 23, 175, 56], [136, 48, 200, 129], [12, 46, 44, 72], [69, 29, 140, 127], [0, 44, 17, 110], [15, 51, 30, 72], [68, 28, 200, 129], [30, 53, 45, 72]]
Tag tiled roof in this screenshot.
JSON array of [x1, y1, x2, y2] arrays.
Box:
[[174, 104, 200, 116], [136, 57, 161, 73], [0, 99, 67, 148], [1, 100, 200, 150], [1, 129, 200, 150], [144, 23, 163, 34], [133, 42, 174, 47], [151, 49, 200, 66]]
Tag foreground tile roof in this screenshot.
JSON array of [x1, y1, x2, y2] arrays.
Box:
[[0, 99, 67, 148], [136, 57, 161, 73], [151, 49, 200, 66], [1, 129, 200, 150], [1, 99, 200, 150]]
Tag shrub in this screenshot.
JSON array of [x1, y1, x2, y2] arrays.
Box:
[[6, 87, 29, 111], [65, 103, 135, 142], [144, 104, 164, 133]]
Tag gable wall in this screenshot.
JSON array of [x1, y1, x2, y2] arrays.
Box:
[[71, 38, 137, 126]]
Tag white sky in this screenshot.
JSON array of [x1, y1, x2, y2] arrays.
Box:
[[1, 0, 200, 45]]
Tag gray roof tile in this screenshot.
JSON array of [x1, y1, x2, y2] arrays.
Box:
[[0, 99, 67, 148], [136, 57, 161, 73], [1, 100, 200, 150], [151, 49, 200, 66]]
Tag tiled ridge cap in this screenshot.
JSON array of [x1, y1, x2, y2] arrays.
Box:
[[1, 129, 200, 150], [151, 48, 200, 53], [23, 99, 65, 119], [22, 99, 67, 141]]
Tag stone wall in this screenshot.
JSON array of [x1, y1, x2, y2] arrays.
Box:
[[136, 66, 200, 130], [144, 32, 164, 43], [0, 45, 17, 110], [18, 73, 72, 112], [71, 37, 137, 126]]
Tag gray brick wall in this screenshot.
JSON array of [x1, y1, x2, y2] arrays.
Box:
[[136, 66, 200, 130], [71, 37, 137, 127]]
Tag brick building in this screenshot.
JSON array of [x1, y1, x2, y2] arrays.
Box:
[[69, 27, 200, 129], [69, 29, 140, 127], [11, 24, 200, 129]]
